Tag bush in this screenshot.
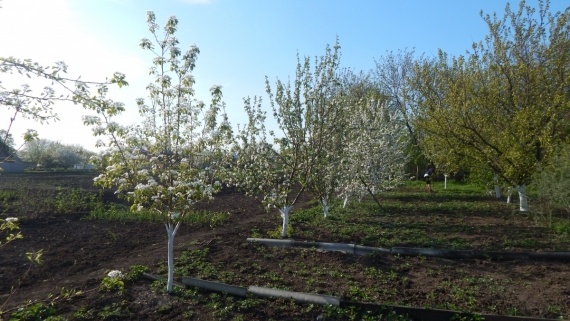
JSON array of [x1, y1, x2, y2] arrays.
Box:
[[531, 144, 570, 226], [9, 303, 56, 321]]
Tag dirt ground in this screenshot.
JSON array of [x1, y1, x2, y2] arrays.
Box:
[[1, 173, 569, 320]]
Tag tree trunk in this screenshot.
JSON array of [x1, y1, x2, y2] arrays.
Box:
[[279, 206, 292, 238], [506, 187, 513, 203], [516, 185, 529, 212], [165, 222, 180, 293], [494, 185, 501, 199], [343, 196, 350, 208], [494, 175, 501, 199], [321, 197, 330, 218]]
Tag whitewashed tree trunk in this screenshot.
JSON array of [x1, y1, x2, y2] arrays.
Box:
[[494, 185, 501, 198], [165, 222, 180, 293], [321, 197, 330, 218], [506, 186, 513, 203], [444, 174, 448, 190], [279, 206, 292, 238], [516, 185, 529, 212], [343, 196, 350, 208], [494, 175, 501, 199]]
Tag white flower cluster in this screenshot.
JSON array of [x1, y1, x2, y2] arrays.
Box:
[[5, 217, 18, 223], [107, 270, 124, 279]]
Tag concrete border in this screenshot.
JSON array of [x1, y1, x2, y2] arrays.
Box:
[[142, 273, 562, 321], [247, 238, 570, 262]]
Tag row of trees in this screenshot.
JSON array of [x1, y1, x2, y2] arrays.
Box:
[[3, 0, 568, 293], [18, 139, 95, 169], [411, 0, 570, 211], [84, 13, 407, 292], [349, 0, 570, 212], [231, 42, 407, 237]]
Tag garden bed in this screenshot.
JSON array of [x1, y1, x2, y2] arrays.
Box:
[[1, 174, 569, 320]]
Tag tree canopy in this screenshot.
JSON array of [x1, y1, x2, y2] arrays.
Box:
[[412, 0, 570, 210]]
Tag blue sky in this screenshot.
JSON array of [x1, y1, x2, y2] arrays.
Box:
[[1, 0, 567, 150]]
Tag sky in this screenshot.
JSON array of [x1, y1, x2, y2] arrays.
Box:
[[1, 0, 568, 151]]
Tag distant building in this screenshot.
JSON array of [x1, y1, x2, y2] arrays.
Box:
[[0, 154, 26, 173], [0, 140, 26, 173]]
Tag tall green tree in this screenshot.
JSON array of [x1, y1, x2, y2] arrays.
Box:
[[413, 0, 570, 211], [85, 12, 231, 293]]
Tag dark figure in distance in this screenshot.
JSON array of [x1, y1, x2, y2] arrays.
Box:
[[424, 164, 434, 192]]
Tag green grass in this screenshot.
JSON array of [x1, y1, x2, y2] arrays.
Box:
[[87, 204, 231, 227], [290, 181, 570, 251]]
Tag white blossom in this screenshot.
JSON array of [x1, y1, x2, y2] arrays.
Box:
[[106, 270, 123, 279], [135, 183, 148, 190]]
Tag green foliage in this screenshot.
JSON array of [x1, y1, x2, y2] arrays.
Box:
[[0, 217, 22, 249], [100, 276, 125, 294], [268, 223, 293, 239], [124, 265, 149, 282], [289, 182, 568, 251], [72, 307, 95, 321], [531, 144, 570, 220], [88, 203, 230, 227], [413, 0, 570, 192], [96, 301, 130, 320], [87, 203, 133, 220], [54, 188, 99, 214], [552, 221, 570, 236], [0, 190, 17, 215], [9, 303, 56, 321]]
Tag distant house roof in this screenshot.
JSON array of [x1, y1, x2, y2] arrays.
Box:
[[0, 159, 25, 173], [0, 148, 25, 173]]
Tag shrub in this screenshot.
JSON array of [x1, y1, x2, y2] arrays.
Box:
[[531, 144, 570, 226]]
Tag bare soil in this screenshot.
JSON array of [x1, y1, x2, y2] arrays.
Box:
[[1, 173, 569, 320]]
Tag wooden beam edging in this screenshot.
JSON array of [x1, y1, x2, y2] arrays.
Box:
[[341, 301, 562, 321], [246, 238, 570, 262]]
